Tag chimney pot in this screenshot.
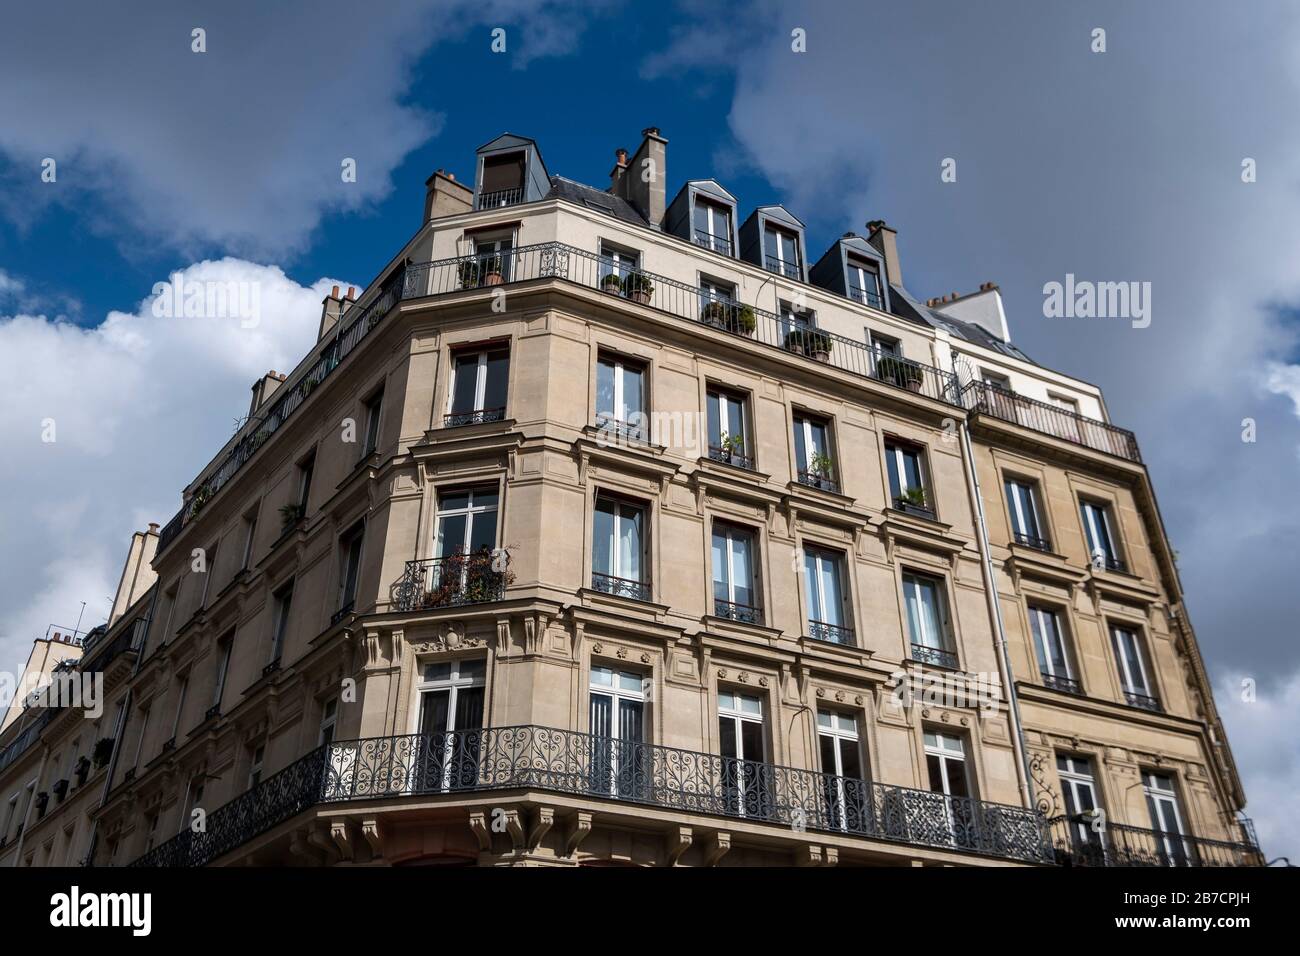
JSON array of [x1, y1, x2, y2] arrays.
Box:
[[148, 522, 159, 533], [615, 147, 628, 165], [346, 286, 356, 299], [641, 127, 660, 137], [331, 285, 339, 298]]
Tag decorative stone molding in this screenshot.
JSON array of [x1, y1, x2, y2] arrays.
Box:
[[564, 811, 593, 857]]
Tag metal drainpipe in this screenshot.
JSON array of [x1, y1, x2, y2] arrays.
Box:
[[83, 583, 160, 866], [958, 419, 1035, 810], [10, 744, 49, 866]]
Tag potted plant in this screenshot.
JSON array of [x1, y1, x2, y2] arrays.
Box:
[[897, 486, 930, 513], [806, 328, 832, 362], [876, 355, 923, 391], [700, 300, 731, 328], [601, 272, 624, 294], [279, 502, 304, 531], [784, 327, 808, 355], [457, 259, 481, 288], [624, 272, 654, 304], [809, 451, 835, 486], [480, 254, 504, 286], [729, 304, 757, 336], [717, 431, 747, 464], [93, 737, 115, 769]]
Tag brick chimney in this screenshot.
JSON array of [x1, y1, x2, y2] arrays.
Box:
[[625, 127, 667, 226], [424, 169, 473, 224], [866, 219, 903, 288], [249, 370, 287, 417], [317, 285, 343, 342]]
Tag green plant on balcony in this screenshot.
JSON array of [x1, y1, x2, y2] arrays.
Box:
[[731, 304, 757, 335], [457, 259, 482, 288], [623, 271, 654, 303], [718, 431, 747, 462], [809, 451, 835, 480], [188, 485, 213, 517], [700, 299, 732, 327], [601, 272, 624, 294], [478, 254, 504, 285], [877, 355, 924, 390], [279, 502, 305, 531]]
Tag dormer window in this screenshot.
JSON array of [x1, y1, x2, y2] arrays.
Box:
[[478, 152, 526, 208], [693, 199, 733, 256], [764, 225, 801, 278], [847, 258, 882, 309]]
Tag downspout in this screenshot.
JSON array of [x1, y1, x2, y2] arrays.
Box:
[[10, 744, 49, 866], [959, 419, 1035, 810], [84, 583, 160, 866]]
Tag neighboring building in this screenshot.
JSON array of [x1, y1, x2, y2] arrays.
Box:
[[1, 127, 1260, 867]]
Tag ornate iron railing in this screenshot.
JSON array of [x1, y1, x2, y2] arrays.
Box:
[[1048, 815, 1263, 867], [393, 549, 510, 612], [1013, 531, 1053, 552], [797, 469, 839, 493], [911, 643, 959, 670], [444, 407, 505, 427], [591, 572, 651, 603], [713, 598, 762, 625], [708, 444, 755, 470], [160, 241, 963, 556], [132, 726, 1053, 866], [962, 381, 1141, 463], [475, 187, 525, 209], [1040, 673, 1082, 695], [807, 620, 855, 646], [764, 254, 801, 279], [1124, 690, 1162, 712]]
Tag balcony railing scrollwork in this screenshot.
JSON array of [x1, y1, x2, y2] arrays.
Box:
[[713, 598, 762, 625], [591, 572, 652, 603], [394, 549, 512, 612], [806, 620, 855, 646], [911, 643, 959, 670], [134, 726, 1052, 867], [1048, 815, 1263, 867]]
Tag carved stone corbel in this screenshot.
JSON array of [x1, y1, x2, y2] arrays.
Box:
[[468, 810, 491, 851], [360, 818, 383, 858], [330, 820, 355, 862], [703, 831, 730, 867], [528, 807, 554, 852], [564, 811, 593, 857], [665, 826, 692, 866], [504, 809, 525, 852]]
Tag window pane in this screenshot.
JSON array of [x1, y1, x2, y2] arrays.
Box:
[[596, 360, 615, 419], [838, 738, 862, 779], [729, 533, 753, 606], [739, 719, 763, 761], [449, 354, 479, 414], [803, 551, 820, 620], [467, 510, 497, 552], [436, 514, 466, 557], [711, 529, 729, 600], [793, 419, 808, 470], [420, 689, 450, 734], [593, 500, 613, 576], [622, 365, 644, 419], [707, 393, 722, 449], [719, 716, 738, 759], [617, 506, 643, 581], [483, 350, 509, 410], [819, 556, 844, 627]]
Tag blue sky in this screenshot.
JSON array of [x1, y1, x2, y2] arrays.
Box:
[[2, 0, 1298, 859]]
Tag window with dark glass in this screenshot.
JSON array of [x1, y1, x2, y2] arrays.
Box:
[[804, 546, 852, 645], [711, 522, 759, 623], [447, 346, 509, 426], [269, 580, 293, 663], [693, 199, 733, 255], [818, 710, 866, 832], [763, 225, 800, 277], [885, 439, 932, 515], [793, 412, 835, 491], [706, 387, 751, 468], [1006, 478, 1048, 549], [1030, 605, 1078, 693], [1112, 624, 1157, 709], [718, 690, 768, 817], [416, 658, 485, 791], [361, 387, 384, 456], [1058, 755, 1104, 856], [847, 257, 882, 308], [592, 495, 648, 600], [903, 571, 956, 668], [596, 354, 646, 440], [1080, 499, 1122, 570], [589, 667, 646, 798], [337, 522, 365, 613]]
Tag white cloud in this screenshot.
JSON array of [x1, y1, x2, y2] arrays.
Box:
[[0, 259, 349, 677], [1265, 362, 1300, 418], [1216, 671, 1300, 862], [0, 0, 611, 259]]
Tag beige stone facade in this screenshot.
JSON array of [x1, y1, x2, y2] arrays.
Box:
[[0, 130, 1256, 868]]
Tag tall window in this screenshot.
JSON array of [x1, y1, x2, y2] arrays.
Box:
[[247, 744, 265, 788], [596, 354, 646, 440], [211, 632, 233, 713], [847, 257, 882, 308], [804, 546, 852, 644], [472, 234, 514, 281], [693, 199, 732, 255], [169, 677, 188, 740], [589, 667, 646, 798], [318, 698, 339, 746], [706, 387, 751, 469], [1005, 478, 1049, 550], [818, 711, 866, 831], [885, 440, 932, 516], [1080, 499, 1122, 570], [435, 487, 498, 559], [903, 572, 955, 668], [361, 388, 384, 457], [297, 450, 316, 514], [1030, 606, 1078, 694], [793, 412, 835, 491], [711, 523, 759, 623], [763, 225, 800, 278], [337, 522, 365, 613], [718, 690, 768, 817], [132, 707, 151, 767], [924, 732, 969, 798], [416, 658, 485, 791], [446, 346, 509, 426], [1143, 772, 1191, 865], [269, 580, 294, 664], [867, 329, 900, 357], [199, 541, 219, 606], [1112, 625, 1158, 710], [778, 299, 812, 341], [240, 510, 258, 570], [1058, 755, 1103, 855], [592, 495, 648, 601]]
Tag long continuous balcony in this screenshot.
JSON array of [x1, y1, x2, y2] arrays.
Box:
[[157, 242, 962, 553], [132, 725, 1051, 867], [962, 381, 1141, 463], [1047, 815, 1263, 867]]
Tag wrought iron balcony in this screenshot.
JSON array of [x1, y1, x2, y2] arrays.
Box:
[[591, 572, 651, 603], [911, 643, 959, 670], [708, 444, 754, 471], [962, 381, 1141, 463], [475, 187, 524, 209], [1013, 531, 1053, 552], [797, 469, 839, 493], [807, 620, 855, 646], [1092, 553, 1127, 573], [132, 725, 1052, 867], [1048, 815, 1263, 867], [443, 407, 505, 428], [693, 229, 733, 256], [848, 283, 882, 309], [1124, 690, 1162, 712], [892, 495, 936, 520], [1040, 672, 1082, 695], [713, 598, 762, 625], [393, 549, 511, 612]]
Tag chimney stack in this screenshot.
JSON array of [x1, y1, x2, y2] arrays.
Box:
[[249, 370, 286, 417], [318, 285, 343, 342], [625, 127, 668, 226], [108, 528, 159, 627], [423, 168, 473, 224], [610, 147, 630, 198], [866, 219, 903, 288]]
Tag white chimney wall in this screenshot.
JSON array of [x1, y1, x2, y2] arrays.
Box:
[[941, 286, 1011, 343]]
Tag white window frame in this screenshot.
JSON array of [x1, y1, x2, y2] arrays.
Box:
[[361, 388, 384, 456], [592, 495, 646, 584], [1006, 478, 1042, 541], [1081, 499, 1119, 565], [695, 199, 732, 253], [707, 386, 748, 454], [434, 487, 498, 557], [132, 707, 151, 767], [764, 225, 799, 275], [793, 413, 830, 475], [170, 676, 188, 738], [318, 697, 339, 746], [1112, 624, 1153, 698], [712, 522, 757, 611], [596, 354, 645, 428], [269, 582, 293, 663], [240, 512, 258, 570], [1058, 755, 1102, 846], [212, 634, 233, 709], [1029, 606, 1074, 681], [849, 260, 881, 305], [902, 572, 951, 652], [717, 690, 766, 817], [588, 666, 648, 796], [804, 545, 849, 630], [447, 349, 503, 417], [886, 440, 926, 498], [337, 522, 365, 610], [1143, 771, 1191, 862], [247, 745, 265, 789], [412, 658, 487, 792]]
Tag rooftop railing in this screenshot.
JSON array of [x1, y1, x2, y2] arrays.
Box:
[[133, 725, 1052, 867], [159, 242, 963, 554], [962, 381, 1141, 463]]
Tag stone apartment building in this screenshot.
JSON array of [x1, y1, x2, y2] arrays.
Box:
[[0, 127, 1260, 868]]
